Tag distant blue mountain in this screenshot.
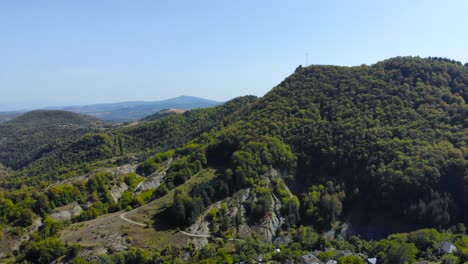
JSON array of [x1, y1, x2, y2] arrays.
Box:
[[49, 96, 222, 122], [0, 96, 222, 123]]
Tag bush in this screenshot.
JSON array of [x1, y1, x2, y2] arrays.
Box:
[[23, 237, 66, 264]]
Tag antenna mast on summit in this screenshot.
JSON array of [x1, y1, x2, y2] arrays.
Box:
[[306, 52, 309, 66]]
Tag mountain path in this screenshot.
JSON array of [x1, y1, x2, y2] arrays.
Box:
[[119, 212, 147, 227], [179, 230, 243, 241], [179, 230, 211, 238]]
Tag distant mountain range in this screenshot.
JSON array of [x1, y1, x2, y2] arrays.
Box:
[[0, 96, 222, 123]]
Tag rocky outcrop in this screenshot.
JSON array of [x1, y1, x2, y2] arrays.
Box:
[[103, 164, 138, 176], [49, 202, 83, 221], [134, 158, 172, 194], [256, 192, 283, 241], [182, 169, 291, 245], [186, 215, 211, 250], [110, 182, 129, 203], [184, 188, 251, 249], [134, 170, 166, 194]]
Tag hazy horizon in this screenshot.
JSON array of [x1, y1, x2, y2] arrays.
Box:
[[0, 95, 222, 112]]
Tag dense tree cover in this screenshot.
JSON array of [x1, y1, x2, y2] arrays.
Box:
[[47, 184, 83, 207], [200, 56, 467, 229], [22, 237, 67, 264], [162, 57, 467, 230], [301, 182, 346, 229], [0, 110, 106, 170], [249, 57, 466, 229], [122, 95, 257, 152], [136, 150, 174, 176]]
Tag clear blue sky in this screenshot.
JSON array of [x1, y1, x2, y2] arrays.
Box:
[[1, 0, 468, 111]]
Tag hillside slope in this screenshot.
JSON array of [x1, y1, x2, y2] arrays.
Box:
[[0, 110, 107, 169], [143, 56, 467, 233]]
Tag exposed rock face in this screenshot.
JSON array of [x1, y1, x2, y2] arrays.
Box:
[[256, 192, 283, 241], [49, 202, 83, 221], [134, 170, 166, 194], [134, 158, 173, 194], [187, 215, 211, 250], [251, 169, 290, 241], [110, 182, 129, 203], [103, 164, 138, 176], [233, 188, 251, 239], [182, 169, 291, 245]]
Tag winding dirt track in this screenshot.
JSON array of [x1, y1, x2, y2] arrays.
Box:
[[178, 230, 211, 238], [119, 212, 147, 227], [119, 211, 243, 242]]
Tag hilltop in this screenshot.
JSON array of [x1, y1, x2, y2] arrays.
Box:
[[140, 108, 187, 121], [0, 110, 107, 170]]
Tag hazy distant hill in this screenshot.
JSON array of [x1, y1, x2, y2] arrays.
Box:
[[0, 110, 107, 169], [140, 108, 187, 121], [49, 95, 222, 122], [0, 112, 23, 123]]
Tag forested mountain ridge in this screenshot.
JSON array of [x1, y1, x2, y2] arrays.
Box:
[[243, 56, 468, 227], [1, 57, 467, 263], [151, 56, 466, 232], [0, 110, 108, 170]]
